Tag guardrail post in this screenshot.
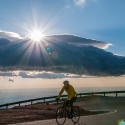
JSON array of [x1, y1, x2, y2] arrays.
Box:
[[31, 99, 33, 105], [80, 93, 81, 98], [92, 92, 94, 96], [19, 101, 20, 106], [6, 104, 8, 109], [116, 91, 118, 97], [43, 98, 45, 104], [104, 92, 105, 97]]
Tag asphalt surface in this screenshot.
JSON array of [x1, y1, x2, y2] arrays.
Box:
[[9, 97, 125, 125]]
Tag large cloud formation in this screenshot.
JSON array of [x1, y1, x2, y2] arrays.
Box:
[[0, 30, 125, 76]]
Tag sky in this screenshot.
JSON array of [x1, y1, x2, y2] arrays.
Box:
[[1, 77, 125, 89], [0, 0, 125, 56]]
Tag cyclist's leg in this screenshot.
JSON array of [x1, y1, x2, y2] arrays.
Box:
[[65, 100, 72, 118], [70, 97, 77, 112]]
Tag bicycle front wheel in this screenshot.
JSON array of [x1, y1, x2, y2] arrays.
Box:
[[56, 106, 66, 125], [71, 106, 80, 123]]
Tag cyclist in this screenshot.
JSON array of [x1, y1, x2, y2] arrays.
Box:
[[56, 80, 77, 118]]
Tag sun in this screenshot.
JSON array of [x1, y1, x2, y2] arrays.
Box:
[[29, 30, 44, 41]]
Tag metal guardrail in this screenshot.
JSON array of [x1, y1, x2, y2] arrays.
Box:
[[0, 90, 125, 109]]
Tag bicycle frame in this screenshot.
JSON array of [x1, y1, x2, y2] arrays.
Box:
[[56, 98, 80, 125], [59, 99, 70, 113]]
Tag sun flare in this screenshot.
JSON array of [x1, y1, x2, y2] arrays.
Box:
[[29, 30, 44, 41]]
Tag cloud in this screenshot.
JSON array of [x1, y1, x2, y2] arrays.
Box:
[[44, 34, 112, 49], [73, 0, 97, 7], [0, 30, 23, 41], [0, 35, 124, 75], [0, 71, 84, 79], [0, 31, 125, 76], [0, 38, 11, 46], [74, 0, 86, 6]]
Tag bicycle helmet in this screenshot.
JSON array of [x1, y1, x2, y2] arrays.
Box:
[[63, 80, 69, 85]]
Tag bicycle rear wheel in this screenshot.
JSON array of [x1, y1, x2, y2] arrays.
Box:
[[71, 106, 80, 123], [56, 106, 66, 125]]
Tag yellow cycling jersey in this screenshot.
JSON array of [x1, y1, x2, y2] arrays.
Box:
[[57, 84, 77, 99]]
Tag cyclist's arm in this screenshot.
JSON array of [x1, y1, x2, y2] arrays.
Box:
[[57, 87, 65, 99]]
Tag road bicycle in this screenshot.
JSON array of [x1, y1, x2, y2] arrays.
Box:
[[56, 99, 80, 125]]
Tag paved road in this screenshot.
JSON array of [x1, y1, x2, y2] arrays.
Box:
[[9, 97, 125, 125]]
